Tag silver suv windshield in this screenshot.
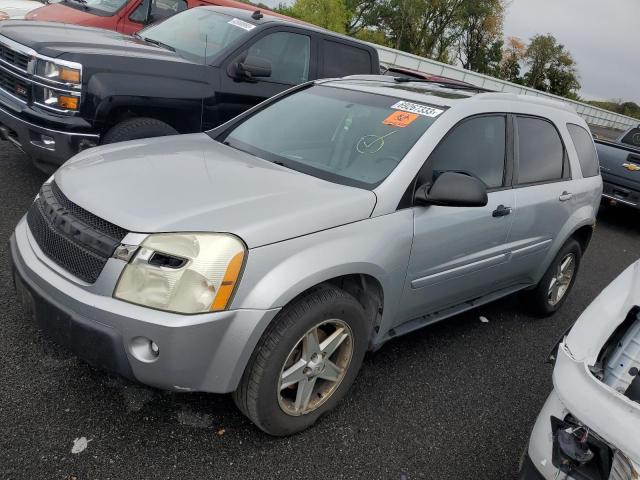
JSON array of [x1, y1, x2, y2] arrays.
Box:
[[222, 85, 444, 189], [140, 9, 255, 63]]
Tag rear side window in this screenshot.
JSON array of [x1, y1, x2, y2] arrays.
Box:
[[425, 115, 506, 189], [567, 124, 599, 177], [516, 116, 567, 184], [620, 128, 640, 147], [322, 40, 372, 77]]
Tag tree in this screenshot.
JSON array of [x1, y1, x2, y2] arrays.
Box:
[[499, 36, 526, 83], [523, 34, 580, 97], [373, 0, 466, 62], [456, 0, 504, 75], [279, 0, 349, 33]]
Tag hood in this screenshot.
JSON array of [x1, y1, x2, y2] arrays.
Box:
[[55, 134, 376, 248], [566, 259, 640, 363], [25, 3, 118, 28], [0, 20, 186, 62]]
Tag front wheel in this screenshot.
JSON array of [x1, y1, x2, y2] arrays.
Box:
[[233, 284, 369, 436], [101, 117, 178, 145], [523, 238, 582, 317]]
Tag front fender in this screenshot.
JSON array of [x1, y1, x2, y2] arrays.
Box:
[[231, 210, 415, 337]]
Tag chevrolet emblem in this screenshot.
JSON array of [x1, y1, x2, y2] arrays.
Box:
[[622, 163, 640, 172]]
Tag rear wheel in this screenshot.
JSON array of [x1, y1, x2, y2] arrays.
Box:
[[101, 117, 178, 145], [523, 238, 582, 317], [233, 284, 368, 436]]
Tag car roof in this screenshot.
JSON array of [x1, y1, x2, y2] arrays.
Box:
[[202, 6, 374, 46], [319, 75, 575, 115]]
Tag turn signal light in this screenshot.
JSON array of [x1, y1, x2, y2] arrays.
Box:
[[58, 95, 79, 110]]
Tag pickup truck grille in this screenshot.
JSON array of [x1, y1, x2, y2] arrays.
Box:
[[0, 67, 28, 100], [0, 42, 30, 71], [26, 182, 128, 283]]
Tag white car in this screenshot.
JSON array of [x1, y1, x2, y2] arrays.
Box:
[[521, 260, 640, 479], [0, 0, 45, 19]]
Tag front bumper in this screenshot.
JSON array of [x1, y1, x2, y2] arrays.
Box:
[[10, 218, 280, 393], [0, 101, 99, 173]]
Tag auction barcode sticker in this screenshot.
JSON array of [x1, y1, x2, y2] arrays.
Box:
[[228, 18, 256, 31], [391, 101, 444, 118]]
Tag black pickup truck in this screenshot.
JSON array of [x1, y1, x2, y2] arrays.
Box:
[[0, 7, 379, 172], [596, 125, 640, 209]]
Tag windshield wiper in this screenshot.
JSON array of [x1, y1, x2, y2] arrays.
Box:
[[136, 35, 176, 52]]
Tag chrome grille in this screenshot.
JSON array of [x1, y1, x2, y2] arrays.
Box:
[[0, 66, 28, 100], [0, 42, 29, 71]]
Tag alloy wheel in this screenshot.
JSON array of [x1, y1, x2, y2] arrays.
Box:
[[277, 319, 353, 416], [547, 253, 576, 306]]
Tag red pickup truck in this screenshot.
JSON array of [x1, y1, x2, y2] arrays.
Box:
[[25, 0, 289, 35]]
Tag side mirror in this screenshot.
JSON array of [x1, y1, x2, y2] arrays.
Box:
[[414, 171, 488, 207], [234, 56, 272, 81]]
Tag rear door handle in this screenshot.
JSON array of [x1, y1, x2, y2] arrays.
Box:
[[492, 205, 512, 217], [559, 191, 573, 202]]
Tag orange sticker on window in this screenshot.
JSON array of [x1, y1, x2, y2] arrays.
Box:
[[383, 110, 419, 128]]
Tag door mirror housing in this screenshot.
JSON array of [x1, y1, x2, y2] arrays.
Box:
[[414, 171, 488, 207], [233, 56, 272, 81]]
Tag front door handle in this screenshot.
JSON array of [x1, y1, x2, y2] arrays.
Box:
[[559, 191, 573, 202], [492, 205, 512, 217]]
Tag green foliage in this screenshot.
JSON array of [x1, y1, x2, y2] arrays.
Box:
[[587, 100, 640, 121], [279, 0, 587, 101], [278, 0, 348, 33]]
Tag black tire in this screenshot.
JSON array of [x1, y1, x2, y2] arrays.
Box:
[[523, 238, 582, 317], [233, 284, 369, 436], [101, 117, 178, 145]]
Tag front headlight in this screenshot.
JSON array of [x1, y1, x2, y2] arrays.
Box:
[[35, 86, 80, 111], [36, 59, 81, 85], [114, 233, 246, 314]]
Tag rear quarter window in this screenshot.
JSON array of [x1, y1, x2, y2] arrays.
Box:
[[567, 124, 599, 178], [322, 39, 372, 77]]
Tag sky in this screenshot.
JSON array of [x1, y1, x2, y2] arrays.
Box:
[[503, 0, 640, 103], [260, 0, 639, 103]]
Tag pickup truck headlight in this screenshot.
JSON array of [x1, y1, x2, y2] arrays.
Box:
[[114, 233, 246, 314], [36, 59, 81, 85], [36, 87, 80, 111]]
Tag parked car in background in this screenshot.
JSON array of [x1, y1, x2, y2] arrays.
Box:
[[11, 75, 601, 435], [24, 0, 291, 35], [520, 259, 640, 480], [0, 0, 48, 19], [382, 65, 482, 89], [0, 7, 379, 172], [596, 125, 640, 209]]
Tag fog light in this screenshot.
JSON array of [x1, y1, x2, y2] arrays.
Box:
[[41, 135, 55, 147], [130, 336, 160, 363]]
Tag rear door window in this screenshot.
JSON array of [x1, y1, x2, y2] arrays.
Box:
[[567, 124, 599, 177], [516, 116, 568, 184], [322, 40, 372, 77]]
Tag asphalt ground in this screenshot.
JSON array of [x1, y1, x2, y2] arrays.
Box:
[[1, 144, 639, 480]]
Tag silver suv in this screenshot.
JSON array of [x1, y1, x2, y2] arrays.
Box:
[[11, 76, 602, 435]]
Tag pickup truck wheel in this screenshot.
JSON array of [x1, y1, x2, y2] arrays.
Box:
[[101, 117, 178, 145], [524, 238, 582, 317], [233, 284, 368, 436]]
